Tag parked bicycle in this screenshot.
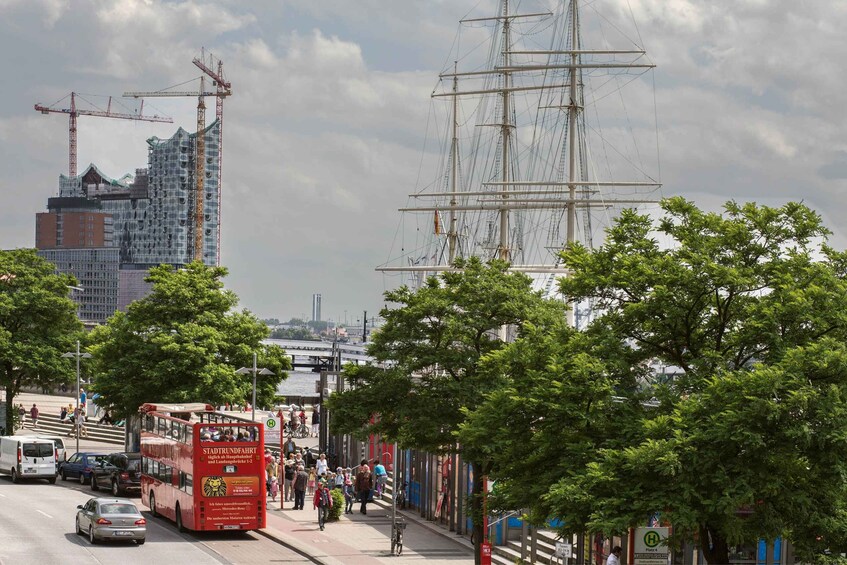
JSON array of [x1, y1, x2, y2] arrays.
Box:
[[391, 516, 406, 555], [395, 481, 408, 510]]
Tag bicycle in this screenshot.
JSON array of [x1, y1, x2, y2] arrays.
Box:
[[395, 481, 408, 510], [391, 516, 406, 555]]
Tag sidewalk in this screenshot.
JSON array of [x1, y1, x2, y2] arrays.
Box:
[[262, 497, 474, 564]]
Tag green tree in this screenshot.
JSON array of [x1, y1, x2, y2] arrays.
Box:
[[88, 262, 290, 417], [482, 198, 847, 563], [0, 249, 82, 433], [328, 257, 558, 564]]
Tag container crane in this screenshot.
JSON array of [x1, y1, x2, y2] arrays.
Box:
[[34, 91, 172, 178]]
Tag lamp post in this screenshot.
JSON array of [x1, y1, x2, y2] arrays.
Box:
[[236, 352, 274, 421], [62, 340, 92, 454]]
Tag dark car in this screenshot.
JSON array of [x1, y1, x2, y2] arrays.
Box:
[[91, 452, 141, 497], [59, 452, 108, 485]]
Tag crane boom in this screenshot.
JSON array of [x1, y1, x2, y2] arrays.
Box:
[[34, 91, 173, 178], [124, 90, 217, 98]]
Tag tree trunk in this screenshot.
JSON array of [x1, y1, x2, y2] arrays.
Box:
[[470, 461, 484, 565], [699, 524, 729, 565], [3, 384, 15, 434]]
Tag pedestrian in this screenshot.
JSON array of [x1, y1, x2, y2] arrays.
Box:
[[18, 404, 25, 427], [284, 436, 297, 458], [333, 467, 344, 490], [269, 476, 279, 502], [284, 460, 295, 502], [343, 470, 355, 514], [307, 467, 316, 495], [313, 480, 333, 531], [78, 408, 88, 437], [79, 387, 87, 409], [316, 453, 329, 477], [29, 404, 39, 429], [293, 465, 309, 510], [311, 409, 320, 437], [373, 459, 387, 497], [355, 464, 374, 515], [266, 456, 278, 493], [60, 405, 68, 421], [606, 546, 622, 565]]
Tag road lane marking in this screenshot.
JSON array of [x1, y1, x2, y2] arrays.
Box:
[[36, 509, 53, 519]]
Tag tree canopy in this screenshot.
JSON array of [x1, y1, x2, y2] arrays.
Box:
[[88, 262, 290, 417], [466, 198, 847, 563], [328, 257, 560, 563], [0, 249, 82, 432]]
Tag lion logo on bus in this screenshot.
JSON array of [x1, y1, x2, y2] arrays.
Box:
[[203, 476, 228, 497]]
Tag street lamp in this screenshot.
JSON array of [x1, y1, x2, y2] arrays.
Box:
[[236, 352, 274, 421], [62, 340, 92, 454]]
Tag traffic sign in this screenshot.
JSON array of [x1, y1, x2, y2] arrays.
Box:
[[555, 542, 572, 558], [634, 527, 669, 565], [264, 415, 280, 446]]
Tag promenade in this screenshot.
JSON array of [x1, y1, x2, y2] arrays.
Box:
[[5, 391, 475, 564]]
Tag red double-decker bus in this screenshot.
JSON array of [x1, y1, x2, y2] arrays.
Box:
[[139, 403, 266, 531]]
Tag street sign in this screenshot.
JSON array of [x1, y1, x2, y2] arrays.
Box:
[[555, 542, 573, 558], [263, 416, 280, 447], [480, 542, 492, 565], [634, 527, 669, 565]]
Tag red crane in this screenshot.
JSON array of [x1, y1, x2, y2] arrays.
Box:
[[34, 92, 172, 178], [192, 48, 231, 266]]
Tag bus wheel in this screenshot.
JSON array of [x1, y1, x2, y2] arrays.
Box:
[[175, 504, 185, 532], [149, 493, 157, 518]]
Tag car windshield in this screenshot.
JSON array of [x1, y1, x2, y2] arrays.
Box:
[[127, 458, 141, 471], [99, 503, 138, 515], [23, 443, 54, 458]]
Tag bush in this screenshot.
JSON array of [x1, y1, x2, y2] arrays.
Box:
[[327, 488, 345, 521]]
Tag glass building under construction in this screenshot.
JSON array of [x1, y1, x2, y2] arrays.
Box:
[[36, 120, 221, 323]]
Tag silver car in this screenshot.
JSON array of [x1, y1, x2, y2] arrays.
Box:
[[75, 497, 146, 545]]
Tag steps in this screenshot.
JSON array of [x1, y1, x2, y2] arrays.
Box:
[[30, 412, 125, 446]]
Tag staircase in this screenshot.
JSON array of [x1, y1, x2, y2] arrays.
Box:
[[33, 412, 125, 445]]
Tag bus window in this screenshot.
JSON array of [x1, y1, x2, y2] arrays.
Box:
[[145, 415, 154, 433], [157, 417, 167, 436]]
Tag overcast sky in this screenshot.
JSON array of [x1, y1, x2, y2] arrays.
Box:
[[1, 0, 846, 324]]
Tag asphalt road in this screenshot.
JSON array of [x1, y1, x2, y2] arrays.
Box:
[[0, 474, 308, 564]]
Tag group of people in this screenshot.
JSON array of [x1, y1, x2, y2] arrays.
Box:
[[199, 426, 258, 442], [277, 405, 320, 437], [263, 449, 388, 530]]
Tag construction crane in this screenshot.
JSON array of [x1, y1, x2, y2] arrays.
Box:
[[124, 48, 232, 265], [193, 48, 232, 267], [34, 91, 172, 178], [124, 78, 213, 263]]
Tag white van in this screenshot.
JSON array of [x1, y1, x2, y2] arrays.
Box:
[[0, 436, 58, 483], [35, 435, 66, 462]]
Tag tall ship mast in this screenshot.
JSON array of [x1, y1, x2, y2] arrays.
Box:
[[379, 0, 662, 326]]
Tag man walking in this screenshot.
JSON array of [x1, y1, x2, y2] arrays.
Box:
[[313, 481, 333, 531], [355, 464, 374, 515], [606, 546, 622, 565], [284, 460, 295, 502], [29, 404, 39, 429], [293, 465, 309, 510]]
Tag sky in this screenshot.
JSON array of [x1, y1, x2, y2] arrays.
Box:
[[1, 0, 846, 324]]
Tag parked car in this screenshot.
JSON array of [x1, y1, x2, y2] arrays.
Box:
[[91, 452, 141, 496], [59, 452, 108, 484], [75, 497, 146, 545], [0, 436, 58, 483]]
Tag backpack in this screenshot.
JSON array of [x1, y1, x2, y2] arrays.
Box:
[[318, 488, 330, 507]]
